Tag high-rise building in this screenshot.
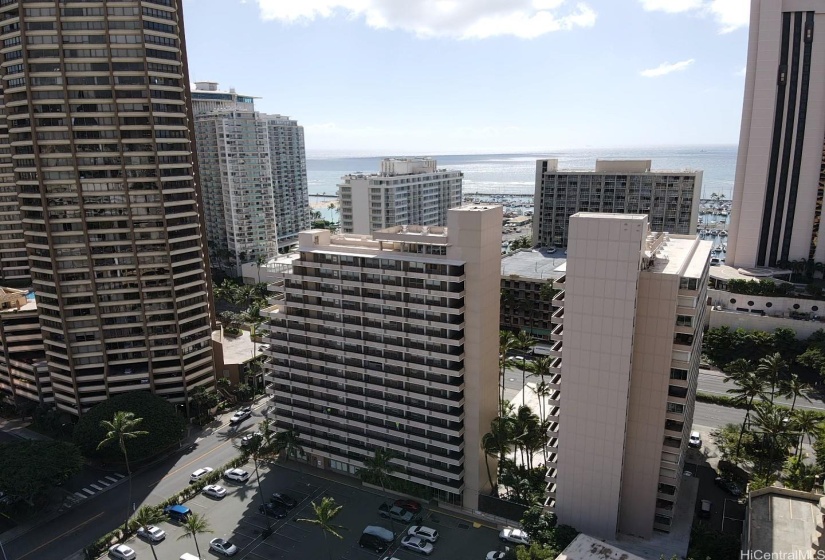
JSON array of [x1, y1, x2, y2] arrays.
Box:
[[195, 106, 277, 274], [549, 213, 710, 539], [338, 158, 463, 235], [192, 82, 308, 271], [0, 0, 216, 415], [260, 205, 501, 508], [533, 160, 702, 249], [265, 114, 309, 250], [726, 1, 825, 269]]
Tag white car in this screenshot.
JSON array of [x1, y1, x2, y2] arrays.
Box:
[[400, 535, 434, 555], [230, 407, 252, 425], [224, 468, 250, 483], [203, 484, 227, 498], [487, 553, 507, 560], [241, 432, 262, 447], [209, 537, 239, 556], [499, 527, 530, 545], [136, 524, 166, 542], [689, 431, 702, 448], [189, 467, 214, 483], [407, 525, 439, 542], [109, 544, 136, 560]]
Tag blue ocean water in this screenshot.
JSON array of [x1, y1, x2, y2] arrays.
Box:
[[306, 145, 737, 200]]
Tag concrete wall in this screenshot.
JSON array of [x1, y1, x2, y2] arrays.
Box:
[[619, 272, 679, 538], [709, 309, 825, 339], [555, 213, 647, 539], [447, 205, 503, 508]]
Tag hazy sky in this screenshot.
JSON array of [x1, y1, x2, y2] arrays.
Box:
[[182, 0, 750, 153]]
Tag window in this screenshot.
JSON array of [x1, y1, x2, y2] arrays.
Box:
[[670, 368, 688, 380], [675, 315, 693, 327], [666, 402, 684, 414]]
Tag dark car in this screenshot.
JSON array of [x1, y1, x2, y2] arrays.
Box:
[[378, 503, 414, 523], [358, 532, 389, 553], [259, 502, 287, 518], [271, 492, 298, 509], [394, 499, 423, 514], [714, 477, 743, 497]]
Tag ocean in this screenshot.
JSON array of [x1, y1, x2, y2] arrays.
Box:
[[306, 145, 738, 201]]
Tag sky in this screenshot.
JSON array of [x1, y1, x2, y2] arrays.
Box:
[[181, 0, 750, 154]]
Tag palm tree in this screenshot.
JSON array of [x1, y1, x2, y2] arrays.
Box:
[[327, 202, 336, 223], [486, 414, 516, 481], [298, 497, 346, 560], [526, 356, 555, 424], [724, 360, 766, 457], [358, 447, 398, 533], [512, 405, 541, 468], [514, 330, 535, 406], [756, 353, 786, 405], [97, 411, 148, 529], [480, 431, 500, 494], [792, 410, 820, 460], [274, 428, 304, 462], [499, 330, 518, 415], [781, 373, 811, 412], [245, 434, 273, 532], [177, 512, 212, 558], [255, 254, 267, 284], [131, 506, 168, 560], [751, 401, 792, 481]]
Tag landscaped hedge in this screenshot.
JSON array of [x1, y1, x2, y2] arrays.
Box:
[[73, 391, 186, 464]]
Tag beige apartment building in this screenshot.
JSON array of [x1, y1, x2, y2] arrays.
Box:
[[0, 0, 215, 414], [260, 205, 501, 508], [338, 157, 463, 235], [533, 160, 701, 249], [726, 1, 825, 269], [0, 288, 49, 405], [550, 213, 710, 539]]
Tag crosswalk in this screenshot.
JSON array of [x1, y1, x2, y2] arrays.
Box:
[[71, 472, 126, 501]]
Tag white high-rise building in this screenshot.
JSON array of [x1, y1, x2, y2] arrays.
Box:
[[260, 205, 501, 508], [264, 114, 309, 250], [338, 158, 463, 235], [549, 213, 710, 539], [726, 1, 825, 268]]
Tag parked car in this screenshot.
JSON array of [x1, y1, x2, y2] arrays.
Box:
[[394, 498, 423, 514], [230, 407, 252, 425], [241, 432, 262, 447], [378, 503, 414, 523], [714, 477, 743, 497], [224, 468, 250, 483], [688, 431, 702, 448], [487, 552, 507, 560], [407, 525, 438, 542], [271, 492, 298, 508], [136, 524, 166, 542], [202, 484, 227, 499], [499, 527, 530, 545], [189, 467, 214, 483], [359, 533, 389, 553], [698, 499, 713, 519], [400, 535, 434, 555], [259, 502, 287, 518], [108, 544, 136, 560], [209, 537, 239, 556], [163, 504, 191, 522]]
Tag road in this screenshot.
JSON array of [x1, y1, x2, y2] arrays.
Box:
[[697, 368, 825, 411], [1, 404, 268, 560]]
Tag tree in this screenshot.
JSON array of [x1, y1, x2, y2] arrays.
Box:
[[358, 447, 399, 533], [274, 428, 304, 462], [177, 511, 212, 559], [481, 431, 500, 494], [97, 411, 148, 529], [499, 330, 518, 415], [724, 359, 765, 457], [514, 331, 536, 406], [0, 440, 83, 506], [784, 456, 816, 491], [73, 391, 185, 463], [756, 353, 786, 405], [131, 506, 169, 560], [255, 254, 267, 284], [327, 202, 336, 223], [781, 373, 811, 412], [244, 433, 273, 532], [791, 409, 819, 460], [298, 497, 346, 560], [527, 356, 556, 424], [750, 401, 793, 482]]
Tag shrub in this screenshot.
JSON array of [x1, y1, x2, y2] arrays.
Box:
[[73, 391, 185, 463]]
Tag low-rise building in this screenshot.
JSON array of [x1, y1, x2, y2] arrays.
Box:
[[500, 249, 565, 340], [0, 288, 50, 406], [743, 487, 824, 558]]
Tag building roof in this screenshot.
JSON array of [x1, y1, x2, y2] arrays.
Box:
[[747, 487, 823, 557], [555, 534, 647, 560], [0, 287, 36, 312], [501, 249, 566, 281], [709, 265, 793, 282], [212, 329, 264, 365]]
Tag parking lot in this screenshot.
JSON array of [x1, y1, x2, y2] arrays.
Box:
[[123, 461, 504, 559]]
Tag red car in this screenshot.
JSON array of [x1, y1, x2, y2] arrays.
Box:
[[394, 499, 422, 514]]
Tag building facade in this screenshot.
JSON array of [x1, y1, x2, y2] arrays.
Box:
[[265, 114, 309, 251], [195, 107, 277, 274], [338, 158, 463, 235], [0, 0, 215, 415], [191, 81, 255, 115], [533, 159, 702, 249], [0, 288, 49, 406], [499, 249, 564, 341], [549, 213, 710, 539], [260, 205, 501, 509], [726, 1, 825, 269]]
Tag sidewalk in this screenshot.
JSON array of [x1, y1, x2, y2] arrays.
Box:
[[0, 416, 54, 442]]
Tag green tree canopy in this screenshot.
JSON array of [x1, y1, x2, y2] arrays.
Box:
[[73, 391, 185, 463], [0, 440, 83, 505]]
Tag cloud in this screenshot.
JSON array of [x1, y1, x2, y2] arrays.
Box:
[[253, 0, 597, 39], [639, 0, 749, 33], [640, 58, 695, 77]]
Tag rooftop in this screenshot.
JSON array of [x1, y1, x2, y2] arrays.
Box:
[[555, 534, 647, 560], [747, 487, 823, 556], [212, 329, 264, 365], [501, 249, 567, 281], [0, 287, 36, 313], [709, 265, 793, 282], [538, 157, 700, 175]]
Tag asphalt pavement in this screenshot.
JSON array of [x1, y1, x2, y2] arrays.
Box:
[[698, 368, 825, 411]]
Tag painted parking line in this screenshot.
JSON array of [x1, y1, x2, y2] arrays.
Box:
[[97, 479, 110, 486], [73, 492, 86, 500], [104, 476, 119, 483], [89, 483, 103, 491], [82, 488, 95, 496]]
